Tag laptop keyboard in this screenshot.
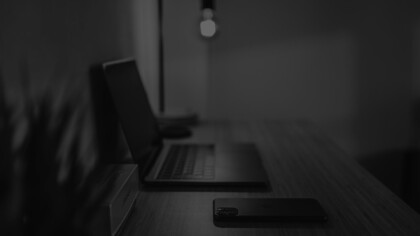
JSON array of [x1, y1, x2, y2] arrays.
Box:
[[157, 144, 215, 180]]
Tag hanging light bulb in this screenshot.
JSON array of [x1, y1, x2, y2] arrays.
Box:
[[200, 0, 218, 38]]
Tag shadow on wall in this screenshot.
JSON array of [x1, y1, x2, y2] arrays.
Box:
[[0, 0, 134, 106], [355, 2, 420, 213], [353, 1, 414, 157], [0, 0, 137, 163]]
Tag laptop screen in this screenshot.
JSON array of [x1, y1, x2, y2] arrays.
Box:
[[102, 58, 162, 176]]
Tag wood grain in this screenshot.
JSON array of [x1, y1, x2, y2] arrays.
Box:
[[120, 121, 420, 235]]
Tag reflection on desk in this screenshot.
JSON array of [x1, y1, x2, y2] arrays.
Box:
[[120, 121, 420, 236]]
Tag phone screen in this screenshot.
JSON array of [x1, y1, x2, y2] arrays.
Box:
[[213, 198, 328, 223]]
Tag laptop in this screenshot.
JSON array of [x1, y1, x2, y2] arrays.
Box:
[[102, 58, 269, 187]]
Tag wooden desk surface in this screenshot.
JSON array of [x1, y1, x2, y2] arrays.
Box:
[[120, 121, 420, 235]]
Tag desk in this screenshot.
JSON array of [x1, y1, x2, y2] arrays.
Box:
[[120, 121, 420, 235]]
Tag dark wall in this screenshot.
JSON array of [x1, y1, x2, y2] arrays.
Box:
[[0, 0, 136, 163], [205, 0, 420, 158], [0, 0, 139, 233]]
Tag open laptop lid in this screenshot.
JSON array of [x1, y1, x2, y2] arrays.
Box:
[[102, 58, 162, 176]]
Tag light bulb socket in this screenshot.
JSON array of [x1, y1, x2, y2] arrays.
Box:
[[202, 0, 215, 10]]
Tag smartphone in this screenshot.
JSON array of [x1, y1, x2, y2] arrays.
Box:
[[213, 198, 328, 222]]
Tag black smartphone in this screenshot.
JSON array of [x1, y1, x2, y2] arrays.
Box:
[[213, 198, 328, 223]]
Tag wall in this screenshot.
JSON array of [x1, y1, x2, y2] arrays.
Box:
[[163, 0, 420, 204], [163, 0, 209, 116], [134, 0, 160, 113], [407, 17, 420, 212], [0, 0, 139, 168], [206, 0, 417, 158], [163, 0, 417, 157]]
